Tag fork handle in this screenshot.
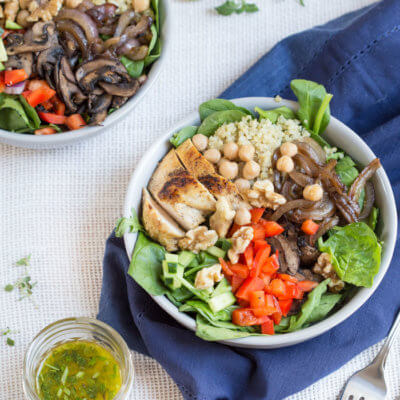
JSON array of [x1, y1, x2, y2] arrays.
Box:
[[373, 309, 400, 371]]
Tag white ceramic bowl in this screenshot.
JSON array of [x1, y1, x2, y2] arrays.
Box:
[[123, 97, 397, 349], [0, 0, 171, 149]]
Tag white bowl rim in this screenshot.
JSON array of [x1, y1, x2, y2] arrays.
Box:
[[123, 97, 397, 348], [0, 0, 171, 148]]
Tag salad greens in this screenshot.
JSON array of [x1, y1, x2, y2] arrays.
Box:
[[335, 156, 360, 187], [197, 110, 247, 137], [199, 99, 252, 121], [170, 126, 198, 147], [115, 208, 143, 237], [318, 223, 381, 288], [255, 106, 296, 123]]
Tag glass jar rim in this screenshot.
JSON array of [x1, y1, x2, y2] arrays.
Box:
[[23, 317, 134, 400]]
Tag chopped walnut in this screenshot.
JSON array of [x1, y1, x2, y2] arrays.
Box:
[[4, 0, 19, 22], [313, 252, 345, 293], [27, 0, 63, 22], [228, 226, 254, 264], [209, 197, 235, 238], [178, 226, 218, 254], [194, 264, 223, 290], [245, 179, 286, 210]]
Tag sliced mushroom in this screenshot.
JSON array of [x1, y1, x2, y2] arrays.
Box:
[[112, 95, 128, 109], [56, 8, 99, 42], [99, 80, 140, 97], [268, 235, 300, 275], [88, 93, 112, 125], [78, 67, 122, 93], [75, 57, 127, 82], [5, 53, 33, 76], [57, 20, 89, 59]]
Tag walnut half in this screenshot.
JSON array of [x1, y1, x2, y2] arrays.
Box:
[[313, 253, 345, 293], [178, 226, 218, 254], [228, 226, 254, 264], [245, 179, 286, 210]]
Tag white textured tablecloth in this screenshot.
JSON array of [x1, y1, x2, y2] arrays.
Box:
[[2, 0, 400, 399]]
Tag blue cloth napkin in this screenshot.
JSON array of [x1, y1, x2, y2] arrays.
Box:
[[98, 1, 400, 398]]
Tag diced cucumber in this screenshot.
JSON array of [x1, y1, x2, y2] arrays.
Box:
[[206, 246, 226, 259], [216, 238, 232, 251], [0, 62, 4, 72], [167, 262, 178, 274], [178, 251, 196, 267], [5, 20, 23, 30], [212, 278, 231, 298], [162, 259, 184, 290], [165, 253, 179, 263], [208, 291, 236, 313], [0, 40, 7, 62]]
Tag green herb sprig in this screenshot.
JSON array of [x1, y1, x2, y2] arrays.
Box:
[[215, 0, 259, 16]]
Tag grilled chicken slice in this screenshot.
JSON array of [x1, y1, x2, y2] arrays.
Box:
[[148, 149, 216, 230], [142, 188, 185, 252], [176, 139, 244, 209]]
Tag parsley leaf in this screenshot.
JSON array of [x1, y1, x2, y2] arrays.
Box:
[[16, 254, 31, 266], [115, 208, 143, 237], [6, 337, 14, 346], [4, 284, 14, 292], [215, 0, 259, 16]]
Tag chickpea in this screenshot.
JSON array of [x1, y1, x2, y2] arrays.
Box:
[[65, 0, 84, 8], [219, 160, 238, 180], [242, 160, 260, 180], [192, 134, 208, 152], [235, 207, 252, 226], [223, 142, 239, 160], [234, 178, 251, 193], [238, 144, 255, 162], [276, 155, 294, 173], [203, 148, 221, 164], [280, 142, 298, 157], [16, 10, 31, 28], [303, 184, 323, 202], [132, 0, 150, 12]]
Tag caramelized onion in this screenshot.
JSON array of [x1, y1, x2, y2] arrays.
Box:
[[292, 197, 336, 222], [288, 170, 314, 187], [359, 181, 375, 220], [114, 10, 135, 37], [301, 137, 326, 163], [293, 153, 319, 177], [271, 199, 314, 221], [295, 140, 325, 165], [349, 158, 381, 203], [310, 216, 339, 245]]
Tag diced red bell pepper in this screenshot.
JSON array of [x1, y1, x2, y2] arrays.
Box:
[[41, 100, 53, 111], [297, 280, 319, 292], [219, 257, 233, 277], [51, 95, 66, 116], [276, 273, 298, 283], [278, 299, 293, 317], [231, 275, 245, 293], [252, 294, 280, 317], [237, 298, 250, 308], [27, 88, 56, 108], [229, 263, 249, 279], [271, 311, 282, 325], [0, 81, 5, 93], [228, 223, 241, 237], [259, 272, 271, 287], [262, 253, 280, 275], [261, 318, 275, 335], [283, 281, 303, 300], [301, 219, 320, 235], [232, 308, 258, 326], [250, 208, 265, 224], [262, 220, 285, 237], [253, 240, 269, 253], [236, 276, 265, 302], [27, 79, 52, 92], [252, 223, 266, 241], [38, 112, 66, 125], [266, 279, 287, 298], [66, 114, 86, 131], [249, 291, 265, 309], [4, 69, 28, 86], [34, 127, 56, 135], [251, 244, 271, 277], [243, 244, 254, 268]]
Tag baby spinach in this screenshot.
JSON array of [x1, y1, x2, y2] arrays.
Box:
[[115, 208, 143, 237], [197, 109, 247, 137], [215, 0, 259, 16], [170, 126, 198, 147], [121, 57, 144, 79], [199, 99, 252, 121], [318, 222, 381, 287], [180, 300, 233, 322], [307, 293, 342, 324], [290, 79, 332, 135], [368, 207, 379, 231], [254, 106, 296, 123], [335, 156, 359, 187], [128, 232, 167, 296], [19, 96, 41, 129]]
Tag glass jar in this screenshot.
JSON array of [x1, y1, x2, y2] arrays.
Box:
[[23, 317, 134, 400]]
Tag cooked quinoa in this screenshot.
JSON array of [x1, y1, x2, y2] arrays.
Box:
[[208, 115, 309, 179]]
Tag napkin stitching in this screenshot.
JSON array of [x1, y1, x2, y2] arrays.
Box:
[[327, 24, 400, 88]]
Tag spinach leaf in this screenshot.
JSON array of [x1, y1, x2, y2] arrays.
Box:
[[307, 293, 342, 324], [215, 0, 259, 16], [310, 133, 331, 149], [0, 94, 33, 132], [199, 99, 252, 121], [318, 222, 381, 287], [170, 126, 198, 147], [197, 109, 246, 137], [19, 95, 40, 129], [368, 207, 379, 231], [121, 56, 144, 78], [151, 0, 159, 32], [128, 232, 167, 295], [180, 300, 233, 322], [115, 208, 143, 237], [335, 156, 359, 187], [290, 79, 333, 135], [195, 315, 258, 341], [285, 279, 330, 332], [144, 27, 161, 67], [254, 106, 296, 123], [169, 286, 193, 302]]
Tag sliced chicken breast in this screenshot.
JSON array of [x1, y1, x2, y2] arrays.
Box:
[[142, 188, 185, 252], [148, 149, 216, 230], [176, 139, 244, 209]]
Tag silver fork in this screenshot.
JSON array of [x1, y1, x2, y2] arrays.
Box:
[[340, 310, 400, 400]]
